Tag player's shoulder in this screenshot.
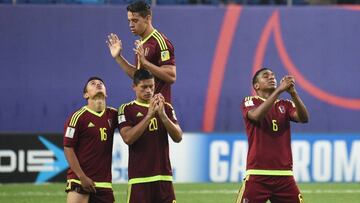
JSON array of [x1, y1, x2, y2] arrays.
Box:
[[155, 30, 171, 41], [118, 100, 136, 114], [282, 99, 295, 107], [243, 95, 265, 102], [164, 102, 174, 110], [106, 106, 118, 114], [152, 30, 173, 50], [68, 106, 87, 127], [242, 96, 264, 107]]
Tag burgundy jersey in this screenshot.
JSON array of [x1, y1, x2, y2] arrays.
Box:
[[242, 96, 297, 171], [118, 100, 178, 180], [63, 106, 118, 182], [135, 29, 175, 103]]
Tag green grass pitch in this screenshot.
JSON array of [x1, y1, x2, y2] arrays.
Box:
[[1, 183, 359, 203]]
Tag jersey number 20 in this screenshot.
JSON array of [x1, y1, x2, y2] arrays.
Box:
[[149, 118, 158, 131]]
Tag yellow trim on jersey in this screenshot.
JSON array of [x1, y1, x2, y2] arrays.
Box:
[[119, 104, 126, 115], [69, 107, 86, 127], [141, 29, 156, 44], [153, 31, 168, 51], [84, 106, 105, 117], [134, 100, 150, 108], [246, 169, 293, 176], [128, 175, 173, 185], [119, 101, 135, 115], [257, 96, 266, 101], [67, 179, 112, 189]]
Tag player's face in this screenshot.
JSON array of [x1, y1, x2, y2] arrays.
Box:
[[134, 78, 155, 102], [84, 79, 107, 100], [255, 70, 277, 91], [127, 12, 148, 36]]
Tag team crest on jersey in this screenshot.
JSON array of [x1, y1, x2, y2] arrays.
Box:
[[279, 105, 285, 114], [243, 198, 249, 203]]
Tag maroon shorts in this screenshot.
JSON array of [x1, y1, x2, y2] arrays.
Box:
[[65, 181, 115, 203], [236, 175, 304, 203], [127, 181, 176, 203]]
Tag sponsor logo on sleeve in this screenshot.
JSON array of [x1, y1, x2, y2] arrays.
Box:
[[244, 100, 254, 107], [161, 50, 170, 61], [65, 127, 75, 138], [118, 115, 126, 124]]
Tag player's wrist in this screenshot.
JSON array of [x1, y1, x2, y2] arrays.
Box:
[[114, 53, 123, 60], [144, 114, 153, 121], [141, 59, 151, 69], [78, 173, 87, 180], [159, 114, 169, 122], [289, 90, 298, 97]]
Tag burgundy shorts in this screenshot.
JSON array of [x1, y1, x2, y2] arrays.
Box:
[[127, 181, 176, 203], [236, 175, 304, 203], [65, 181, 115, 203]]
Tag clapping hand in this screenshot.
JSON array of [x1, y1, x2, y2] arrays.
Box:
[[106, 33, 122, 58]]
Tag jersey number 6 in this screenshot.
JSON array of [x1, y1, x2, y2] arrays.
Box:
[[272, 120, 278, 132]]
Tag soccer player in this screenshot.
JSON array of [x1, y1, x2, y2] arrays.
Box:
[[106, 0, 176, 103], [63, 77, 118, 203], [236, 68, 309, 203], [118, 69, 182, 203]]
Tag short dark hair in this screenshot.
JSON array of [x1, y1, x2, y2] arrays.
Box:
[[83, 76, 104, 93], [252, 68, 272, 87], [133, 69, 154, 85], [127, 0, 151, 18]]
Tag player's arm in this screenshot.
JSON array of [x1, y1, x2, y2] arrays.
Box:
[[157, 94, 182, 143], [247, 77, 292, 122], [120, 116, 152, 145], [142, 62, 176, 84], [114, 55, 137, 79], [247, 92, 280, 122], [286, 76, 309, 123], [120, 98, 157, 145], [134, 41, 176, 84], [63, 147, 96, 193], [107, 33, 137, 79]]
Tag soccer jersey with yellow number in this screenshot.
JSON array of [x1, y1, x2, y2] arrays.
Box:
[[242, 96, 297, 171], [118, 100, 178, 181], [63, 106, 118, 182]]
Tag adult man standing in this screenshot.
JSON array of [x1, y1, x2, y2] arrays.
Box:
[[118, 69, 182, 203], [236, 68, 309, 203], [107, 0, 176, 103], [63, 77, 118, 203]]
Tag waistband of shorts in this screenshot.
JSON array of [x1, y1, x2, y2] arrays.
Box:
[[128, 175, 173, 185], [66, 179, 112, 189], [246, 169, 293, 176]]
